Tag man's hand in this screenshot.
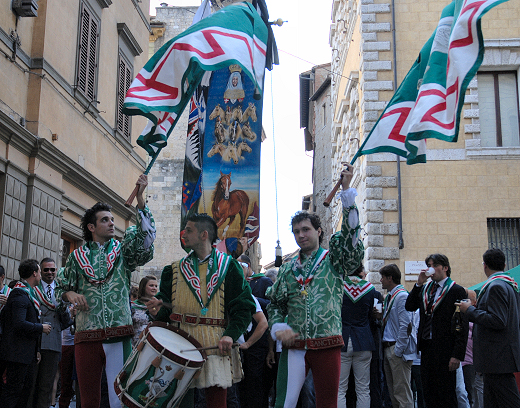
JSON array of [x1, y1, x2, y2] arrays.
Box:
[[239, 341, 251, 350], [275, 329, 299, 347], [136, 174, 148, 210], [42, 324, 52, 334], [0, 294, 7, 305], [218, 335, 234, 355], [455, 300, 471, 313], [341, 164, 354, 190], [448, 357, 460, 371], [417, 269, 428, 286], [64, 291, 89, 311], [145, 297, 163, 316], [266, 349, 276, 368], [372, 307, 383, 320]]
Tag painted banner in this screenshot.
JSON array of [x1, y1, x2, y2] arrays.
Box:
[[182, 65, 262, 256]]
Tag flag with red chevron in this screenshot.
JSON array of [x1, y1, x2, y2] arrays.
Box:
[[123, 2, 267, 156], [353, 0, 507, 165]]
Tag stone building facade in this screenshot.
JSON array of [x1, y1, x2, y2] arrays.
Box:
[[0, 0, 151, 283], [329, 0, 520, 289], [299, 63, 335, 248]]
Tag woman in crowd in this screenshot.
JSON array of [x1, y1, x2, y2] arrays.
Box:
[[131, 275, 158, 346]]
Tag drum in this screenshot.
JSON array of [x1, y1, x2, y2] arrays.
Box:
[[115, 322, 207, 408]]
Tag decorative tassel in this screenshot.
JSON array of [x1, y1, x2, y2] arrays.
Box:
[[274, 240, 283, 267]]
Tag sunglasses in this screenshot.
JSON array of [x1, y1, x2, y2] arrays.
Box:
[[43, 268, 56, 272]]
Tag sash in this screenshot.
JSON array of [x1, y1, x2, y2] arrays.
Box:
[[0, 285, 11, 297], [478, 273, 519, 300], [421, 277, 455, 315], [382, 285, 407, 325], [179, 249, 231, 315], [13, 281, 41, 315], [131, 299, 148, 310], [290, 247, 329, 297], [343, 277, 375, 303], [34, 283, 56, 310], [73, 239, 121, 285]]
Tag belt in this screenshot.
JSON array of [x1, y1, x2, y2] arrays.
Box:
[[382, 341, 396, 348], [289, 335, 344, 350], [74, 325, 134, 343], [170, 312, 227, 327]]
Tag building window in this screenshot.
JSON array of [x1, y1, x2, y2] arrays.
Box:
[[478, 71, 520, 148], [76, 2, 100, 101], [117, 53, 132, 139], [487, 218, 520, 270]]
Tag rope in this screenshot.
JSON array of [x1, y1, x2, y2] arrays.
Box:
[[270, 72, 280, 243]]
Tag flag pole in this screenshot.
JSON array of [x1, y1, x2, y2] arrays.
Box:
[[124, 149, 161, 207]]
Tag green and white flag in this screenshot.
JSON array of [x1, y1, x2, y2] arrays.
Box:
[[353, 0, 507, 165], [123, 2, 267, 156]]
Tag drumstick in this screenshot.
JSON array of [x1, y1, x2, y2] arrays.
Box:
[[180, 343, 240, 353], [139, 297, 173, 310]]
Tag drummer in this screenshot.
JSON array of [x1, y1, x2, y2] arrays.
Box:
[[147, 213, 255, 408], [55, 175, 156, 408]]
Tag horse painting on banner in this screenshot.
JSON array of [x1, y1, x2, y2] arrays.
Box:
[[211, 172, 249, 236], [190, 65, 262, 248]]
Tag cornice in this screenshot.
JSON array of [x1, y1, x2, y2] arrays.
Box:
[[0, 111, 137, 223], [130, 0, 152, 33], [117, 23, 143, 56]]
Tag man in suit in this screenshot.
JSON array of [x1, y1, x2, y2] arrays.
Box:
[[337, 263, 377, 408], [380, 264, 414, 408], [28, 257, 64, 408], [405, 254, 468, 408], [0, 259, 52, 408], [458, 248, 520, 408]]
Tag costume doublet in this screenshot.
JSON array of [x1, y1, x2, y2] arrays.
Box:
[[267, 188, 364, 408], [155, 248, 256, 389], [55, 206, 155, 408]]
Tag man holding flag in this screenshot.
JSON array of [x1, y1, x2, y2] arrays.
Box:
[[457, 249, 520, 407]]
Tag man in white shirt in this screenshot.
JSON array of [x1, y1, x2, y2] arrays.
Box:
[[380, 264, 414, 408]]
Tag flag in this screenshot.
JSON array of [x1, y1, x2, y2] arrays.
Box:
[[123, 2, 268, 156], [353, 0, 507, 165]]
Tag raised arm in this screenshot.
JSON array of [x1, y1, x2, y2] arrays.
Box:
[[329, 166, 365, 277]]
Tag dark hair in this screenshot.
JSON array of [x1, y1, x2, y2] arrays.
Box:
[[425, 253, 451, 277], [19, 259, 40, 280], [138, 275, 158, 299], [40, 257, 55, 266], [238, 254, 251, 266], [483, 248, 506, 272], [186, 213, 218, 244], [130, 285, 138, 300], [0, 265, 5, 277], [291, 211, 323, 245], [379, 264, 401, 284], [353, 263, 365, 278], [8, 280, 19, 289], [81, 202, 112, 242]]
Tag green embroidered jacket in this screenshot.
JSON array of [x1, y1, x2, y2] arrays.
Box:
[[55, 206, 155, 337], [267, 200, 364, 345]]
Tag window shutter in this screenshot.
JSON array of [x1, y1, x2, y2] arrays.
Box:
[[77, 4, 99, 101], [117, 56, 132, 139]]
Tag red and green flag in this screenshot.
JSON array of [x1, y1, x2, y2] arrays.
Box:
[[123, 2, 268, 157], [353, 0, 508, 165]]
